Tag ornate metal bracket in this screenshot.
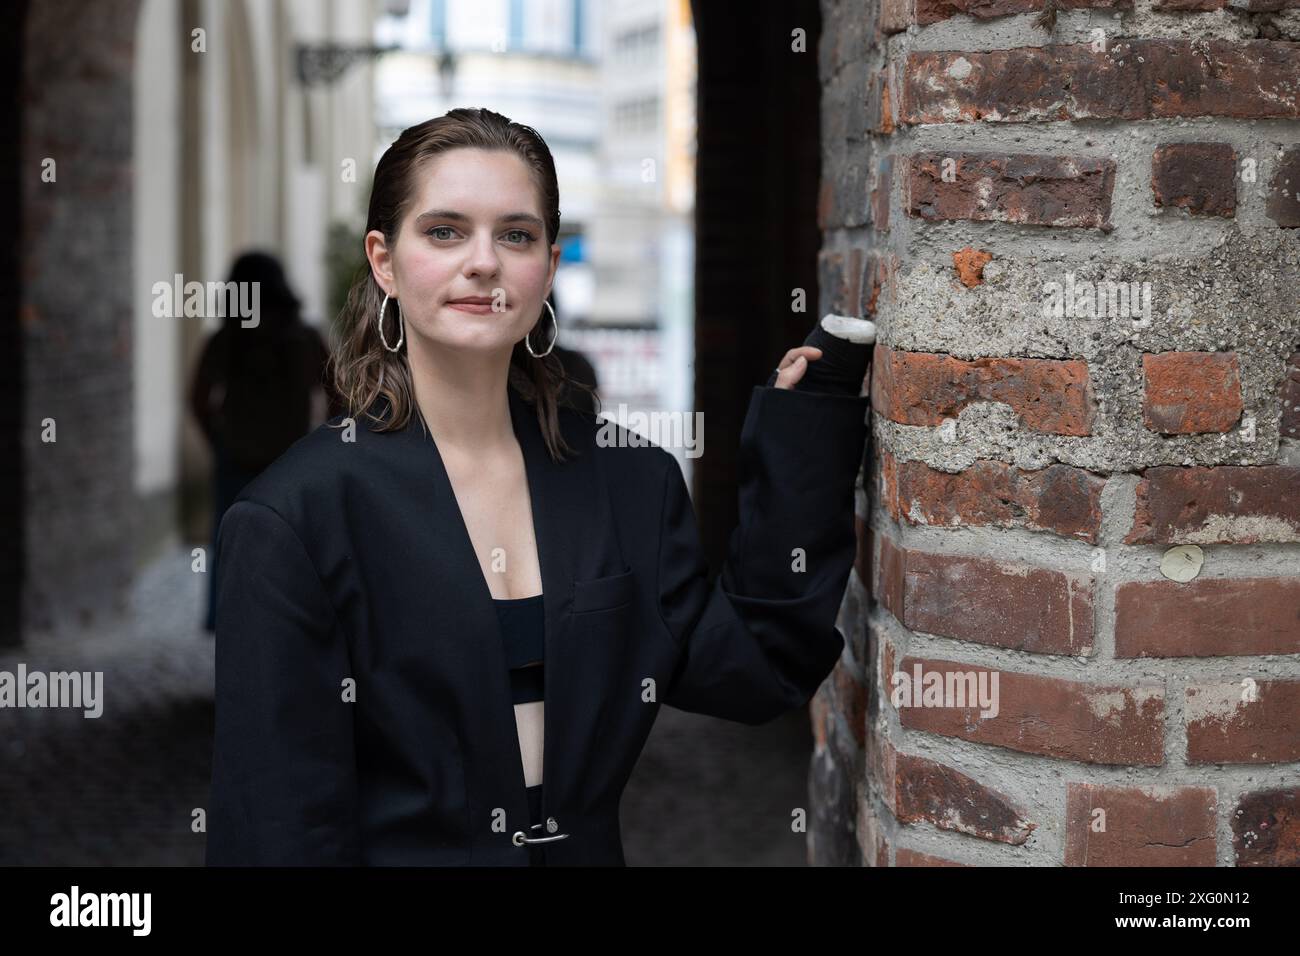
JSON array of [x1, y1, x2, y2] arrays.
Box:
[[296, 43, 398, 87]]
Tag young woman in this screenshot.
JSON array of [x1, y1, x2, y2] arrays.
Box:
[[206, 107, 871, 867]]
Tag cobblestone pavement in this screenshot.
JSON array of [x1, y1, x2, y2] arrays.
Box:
[[0, 545, 815, 866], [622, 705, 816, 867], [0, 545, 215, 866]]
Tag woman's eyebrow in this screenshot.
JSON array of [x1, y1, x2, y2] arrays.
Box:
[[414, 209, 544, 229]]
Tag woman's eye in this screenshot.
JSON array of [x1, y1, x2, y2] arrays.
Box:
[[427, 226, 455, 240], [504, 229, 534, 244]]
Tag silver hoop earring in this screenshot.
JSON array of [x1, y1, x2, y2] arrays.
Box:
[[526, 300, 558, 358], [378, 292, 404, 352]]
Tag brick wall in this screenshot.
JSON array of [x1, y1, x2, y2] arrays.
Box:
[[810, 0, 1300, 865]]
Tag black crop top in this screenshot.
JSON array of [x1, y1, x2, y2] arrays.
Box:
[[492, 593, 546, 853], [493, 593, 545, 705]]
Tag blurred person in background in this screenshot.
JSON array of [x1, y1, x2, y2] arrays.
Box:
[[188, 250, 336, 633]]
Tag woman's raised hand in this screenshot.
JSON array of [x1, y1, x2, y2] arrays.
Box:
[[772, 346, 824, 390]]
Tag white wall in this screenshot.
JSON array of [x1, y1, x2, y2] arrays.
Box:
[[132, 0, 183, 495]]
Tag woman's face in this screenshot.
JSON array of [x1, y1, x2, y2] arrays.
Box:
[[367, 147, 560, 356]]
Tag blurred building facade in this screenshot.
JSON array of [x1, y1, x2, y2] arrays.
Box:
[[576, 0, 696, 480], [373, 0, 697, 475], [374, 0, 603, 326], [6, 0, 379, 643]]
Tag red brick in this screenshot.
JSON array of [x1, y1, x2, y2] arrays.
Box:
[[894, 657, 1165, 764], [884, 0, 1133, 27], [1267, 146, 1300, 228], [899, 42, 1300, 126], [880, 0, 913, 35], [1143, 351, 1243, 434], [1127, 465, 1300, 545], [1152, 0, 1224, 7], [879, 542, 1094, 653], [893, 750, 1037, 844], [860, 251, 891, 315], [871, 155, 893, 231], [875, 533, 906, 623], [871, 345, 1098, 436], [895, 848, 970, 866], [1233, 787, 1300, 866], [1186, 680, 1300, 764], [880, 450, 897, 521], [883, 451, 1107, 543], [1116, 577, 1300, 657], [907, 152, 1115, 229], [1151, 143, 1238, 217], [847, 248, 865, 314], [952, 247, 993, 287], [866, 70, 896, 136], [1064, 783, 1217, 866], [879, 74, 895, 136], [918, 0, 1131, 21], [1282, 349, 1300, 440]]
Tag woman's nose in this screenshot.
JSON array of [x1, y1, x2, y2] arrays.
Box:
[[461, 232, 502, 277]]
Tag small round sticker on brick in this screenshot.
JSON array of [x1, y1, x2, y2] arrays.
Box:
[[1159, 544, 1204, 583]]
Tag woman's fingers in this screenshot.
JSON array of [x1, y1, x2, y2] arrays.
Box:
[[773, 346, 822, 390]]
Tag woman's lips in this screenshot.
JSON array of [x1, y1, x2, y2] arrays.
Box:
[[446, 301, 497, 314]]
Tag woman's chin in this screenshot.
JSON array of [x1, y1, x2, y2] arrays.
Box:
[[411, 323, 527, 354]]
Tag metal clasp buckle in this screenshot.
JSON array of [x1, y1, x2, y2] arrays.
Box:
[[512, 818, 570, 846]]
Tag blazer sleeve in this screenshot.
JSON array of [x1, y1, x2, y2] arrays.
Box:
[[206, 498, 361, 866], [655, 384, 869, 725]]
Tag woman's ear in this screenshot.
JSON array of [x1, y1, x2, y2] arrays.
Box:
[[365, 230, 395, 295], [546, 242, 562, 292]]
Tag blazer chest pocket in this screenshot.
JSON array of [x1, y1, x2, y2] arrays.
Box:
[[571, 567, 636, 615]]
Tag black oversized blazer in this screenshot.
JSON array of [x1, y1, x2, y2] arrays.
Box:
[[206, 379, 869, 866]]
